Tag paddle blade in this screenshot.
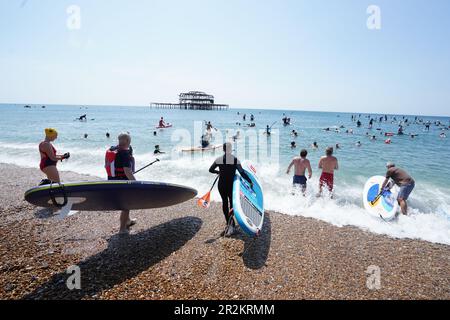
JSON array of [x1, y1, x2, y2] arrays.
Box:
[[197, 192, 211, 209]]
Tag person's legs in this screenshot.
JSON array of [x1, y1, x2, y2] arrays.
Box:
[[42, 166, 60, 183], [120, 210, 130, 233], [397, 183, 414, 215], [218, 183, 230, 224], [226, 184, 235, 227], [398, 198, 408, 215]]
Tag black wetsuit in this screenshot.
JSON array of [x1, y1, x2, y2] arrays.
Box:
[[209, 154, 252, 225]]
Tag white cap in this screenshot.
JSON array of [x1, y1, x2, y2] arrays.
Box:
[[386, 161, 395, 168]]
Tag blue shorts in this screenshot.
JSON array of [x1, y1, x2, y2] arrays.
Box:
[[398, 182, 415, 200], [293, 175, 307, 186]]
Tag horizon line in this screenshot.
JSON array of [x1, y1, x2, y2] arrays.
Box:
[[1, 102, 449, 118]]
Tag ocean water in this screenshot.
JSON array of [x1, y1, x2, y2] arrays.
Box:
[[1, 104, 449, 245]]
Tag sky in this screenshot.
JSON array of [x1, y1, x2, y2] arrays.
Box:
[[1, 0, 450, 116]]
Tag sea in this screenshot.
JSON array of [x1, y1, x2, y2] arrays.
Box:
[[1, 104, 449, 245]]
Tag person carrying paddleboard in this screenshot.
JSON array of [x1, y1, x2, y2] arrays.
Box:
[[381, 162, 415, 216], [209, 142, 253, 237], [318, 146, 339, 197], [105, 132, 137, 235], [38, 128, 70, 185]]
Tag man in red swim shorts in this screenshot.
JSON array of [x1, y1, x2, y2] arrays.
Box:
[[318, 146, 339, 197]]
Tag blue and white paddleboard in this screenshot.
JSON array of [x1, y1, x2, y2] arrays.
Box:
[[363, 176, 399, 221], [232, 161, 264, 236]]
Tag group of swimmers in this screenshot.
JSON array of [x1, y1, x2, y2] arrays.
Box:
[[38, 110, 426, 235]]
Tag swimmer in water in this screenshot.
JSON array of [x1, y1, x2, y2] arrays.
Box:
[[84, 133, 88, 139], [153, 145, 165, 155], [106, 132, 110, 138], [291, 141, 297, 148], [335, 143, 341, 149], [312, 142, 318, 150], [440, 132, 447, 138], [232, 130, 241, 141], [356, 141, 362, 147], [153, 131, 157, 136]]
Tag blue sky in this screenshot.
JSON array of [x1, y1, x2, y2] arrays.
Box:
[[1, 0, 449, 115]]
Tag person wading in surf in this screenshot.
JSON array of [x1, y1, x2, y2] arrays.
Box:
[[287, 149, 312, 195], [317, 146, 338, 198], [381, 162, 415, 216], [209, 142, 253, 237], [105, 132, 137, 235], [38, 128, 70, 185]]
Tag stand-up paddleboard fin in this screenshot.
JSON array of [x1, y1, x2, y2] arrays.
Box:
[[55, 199, 76, 220]]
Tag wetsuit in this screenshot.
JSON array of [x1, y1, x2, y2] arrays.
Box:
[[209, 155, 252, 225], [39, 143, 57, 171]]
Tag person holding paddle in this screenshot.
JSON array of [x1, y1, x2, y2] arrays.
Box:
[[208, 143, 253, 237], [381, 162, 415, 216], [105, 132, 137, 235]]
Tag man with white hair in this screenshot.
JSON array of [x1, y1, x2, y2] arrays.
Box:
[[382, 162, 415, 215], [105, 132, 136, 234]]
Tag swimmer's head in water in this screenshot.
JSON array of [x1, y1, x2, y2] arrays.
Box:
[[118, 132, 131, 147], [223, 142, 232, 154], [300, 149, 307, 158], [326, 146, 333, 156], [44, 128, 58, 139]]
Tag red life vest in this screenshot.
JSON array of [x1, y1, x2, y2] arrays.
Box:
[[105, 148, 126, 178]]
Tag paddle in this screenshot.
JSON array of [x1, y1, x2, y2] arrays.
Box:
[[371, 186, 390, 206], [197, 175, 219, 209], [134, 159, 160, 174]]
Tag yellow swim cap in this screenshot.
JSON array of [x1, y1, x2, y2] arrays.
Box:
[[45, 128, 58, 138]]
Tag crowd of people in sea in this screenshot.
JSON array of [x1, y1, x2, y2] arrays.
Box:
[[36, 110, 448, 235]]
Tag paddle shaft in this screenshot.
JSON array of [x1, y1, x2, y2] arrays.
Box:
[[209, 175, 219, 192], [134, 159, 160, 174]]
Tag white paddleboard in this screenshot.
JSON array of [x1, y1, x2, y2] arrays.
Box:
[[363, 176, 399, 221]]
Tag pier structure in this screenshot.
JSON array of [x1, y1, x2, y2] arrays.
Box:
[[151, 91, 229, 110]]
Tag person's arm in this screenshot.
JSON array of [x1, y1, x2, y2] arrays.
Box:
[[209, 160, 219, 174], [236, 163, 253, 188], [381, 170, 392, 190], [124, 167, 136, 181], [307, 160, 312, 179], [318, 157, 323, 169], [42, 143, 62, 161], [286, 160, 294, 174], [335, 158, 339, 170], [121, 152, 136, 180]]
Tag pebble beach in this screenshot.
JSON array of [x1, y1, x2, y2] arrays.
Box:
[[0, 163, 449, 300]]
